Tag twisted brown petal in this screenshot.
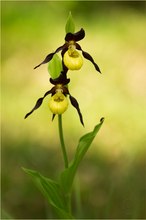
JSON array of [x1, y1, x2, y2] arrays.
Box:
[[24, 89, 52, 119], [52, 114, 56, 121], [76, 43, 101, 73], [34, 44, 66, 69], [69, 95, 84, 126]]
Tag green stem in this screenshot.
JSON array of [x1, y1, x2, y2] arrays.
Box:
[[74, 175, 82, 218], [58, 114, 68, 169], [58, 115, 73, 217]]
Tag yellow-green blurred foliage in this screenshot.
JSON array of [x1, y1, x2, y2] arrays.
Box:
[[2, 1, 146, 219]]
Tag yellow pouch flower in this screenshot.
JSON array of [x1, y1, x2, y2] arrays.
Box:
[[49, 92, 68, 114], [63, 49, 83, 70]]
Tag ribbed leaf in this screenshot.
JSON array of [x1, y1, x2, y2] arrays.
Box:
[[65, 12, 75, 34], [60, 118, 104, 193], [22, 168, 73, 219], [48, 54, 62, 79]]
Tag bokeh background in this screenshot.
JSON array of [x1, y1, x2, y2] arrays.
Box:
[[2, 1, 146, 219]]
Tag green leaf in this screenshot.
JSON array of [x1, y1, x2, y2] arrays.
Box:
[[22, 168, 73, 219], [74, 117, 104, 165], [65, 11, 75, 34], [60, 118, 104, 193], [48, 54, 62, 79]]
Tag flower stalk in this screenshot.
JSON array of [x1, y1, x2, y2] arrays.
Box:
[[58, 114, 68, 169]]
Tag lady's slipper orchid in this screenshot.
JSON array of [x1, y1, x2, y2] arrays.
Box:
[[63, 48, 83, 70], [34, 28, 101, 73], [48, 86, 69, 114], [25, 73, 84, 125]]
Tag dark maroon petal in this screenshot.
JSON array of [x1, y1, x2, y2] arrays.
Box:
[[55, 44, 66, 53], [82, 51, 101, 73], [34, 44, 66, 69], [61, 48, 69, 73], [76, 43, 101, 73], [65, 33, 74, 42], [62, 61, 69, 73], [34, 53, 55, 69], [52, 114, 56, 121], [74, 28, 85, 41], [69, 95, 84, 126], [24, 90, 52, 119], [65, 28, 85, 42], [61, 47, 68, 57], [50, 72, 70, 85]]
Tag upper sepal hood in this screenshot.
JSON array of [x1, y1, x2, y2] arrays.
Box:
[[65, 28, 85, 42]]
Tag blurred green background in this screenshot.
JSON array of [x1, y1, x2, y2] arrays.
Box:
[[1, 1, 146, 219]]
